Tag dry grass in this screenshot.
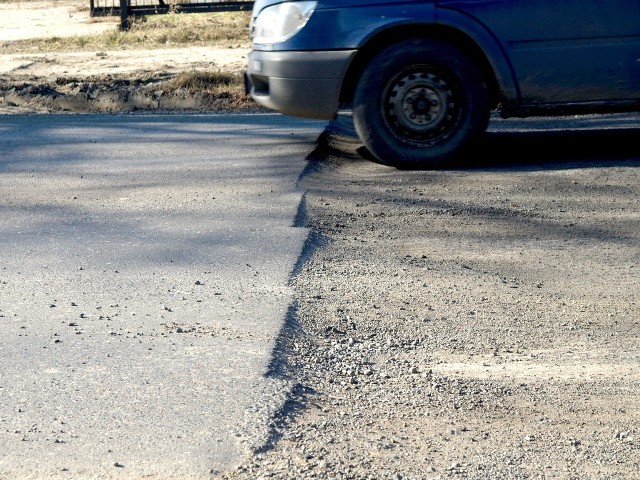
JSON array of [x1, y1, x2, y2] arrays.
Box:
[[163, 69, 251, 108], [167, 70, 241, 92], [3, 10, 251, 53]]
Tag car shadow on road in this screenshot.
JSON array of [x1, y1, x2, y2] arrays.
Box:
[[323, 113, 640, 171], [469, 126, 640, 171]]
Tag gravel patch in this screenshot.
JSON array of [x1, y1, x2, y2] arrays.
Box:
[[220, 114, 640, 479]]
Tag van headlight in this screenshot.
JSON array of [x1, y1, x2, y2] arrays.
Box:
[[252, 1, 317, 45]]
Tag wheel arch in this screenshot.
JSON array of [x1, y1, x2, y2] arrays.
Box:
[[339, 24, 514, 110]]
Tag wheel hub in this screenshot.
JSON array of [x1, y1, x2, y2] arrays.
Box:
[[386, 71, 455, 142]]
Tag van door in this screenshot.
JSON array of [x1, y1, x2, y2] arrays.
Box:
[[437, 0, 640, 103]]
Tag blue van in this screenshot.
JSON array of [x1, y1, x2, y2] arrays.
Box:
[[244, 1, 640, 168]]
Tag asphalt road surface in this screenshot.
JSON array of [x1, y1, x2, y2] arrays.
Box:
[[0, 113, 324, 479]]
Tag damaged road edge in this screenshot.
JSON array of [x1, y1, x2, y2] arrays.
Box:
[[229, 141, 333, 468]]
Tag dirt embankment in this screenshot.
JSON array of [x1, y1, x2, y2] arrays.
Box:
[[0, 69, 255, 115], [0, 46, 255, 114]]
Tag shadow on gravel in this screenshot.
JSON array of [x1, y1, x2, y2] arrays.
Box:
[[322, 112, 640, 172], [473, 127, 640, 171], [257, 300, 319, 454], [251, 146, 335, 455]]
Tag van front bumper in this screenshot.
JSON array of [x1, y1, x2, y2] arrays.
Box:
[[245, 49, 357, 120]]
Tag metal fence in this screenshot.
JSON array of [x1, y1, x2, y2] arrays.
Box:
[[90, 0, 254, 30]]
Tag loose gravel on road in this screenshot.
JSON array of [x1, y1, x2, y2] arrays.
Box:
[[220, 115, 639, 480]]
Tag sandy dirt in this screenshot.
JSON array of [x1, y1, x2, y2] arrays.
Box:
[[0, 46, 247, 79], [0, 0, 117, 42]]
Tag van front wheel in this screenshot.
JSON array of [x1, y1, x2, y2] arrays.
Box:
[[353, 39, 490, 169]]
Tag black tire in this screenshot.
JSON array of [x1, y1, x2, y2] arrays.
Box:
[[352, 38, 490, 169]]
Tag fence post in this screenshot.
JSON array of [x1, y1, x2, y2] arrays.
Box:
[[119, 0, 130, 31]]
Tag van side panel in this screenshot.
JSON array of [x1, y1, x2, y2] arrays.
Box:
[[434, 6, 520, 102], [438, 0, 640, 103]]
